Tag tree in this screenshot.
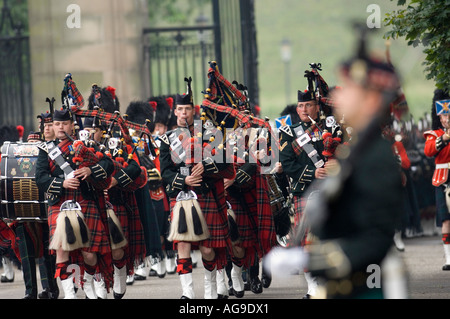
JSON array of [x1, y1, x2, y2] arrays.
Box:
[[384, 0, 450, 91]]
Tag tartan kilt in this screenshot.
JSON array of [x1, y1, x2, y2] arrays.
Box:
[[169, 179, 232, 269], [293, 195, 307, 227], [107, 188, 146, 271], [226, 173, 276, 265], [292, 195, 313, 247], [47, 189, 111, 255]]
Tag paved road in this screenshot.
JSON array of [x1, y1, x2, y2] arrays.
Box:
[[0, 235, 449, 300]]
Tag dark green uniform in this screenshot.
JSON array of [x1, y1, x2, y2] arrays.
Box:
[[279, 121, 325, 197], [307, 128, 403, 298]]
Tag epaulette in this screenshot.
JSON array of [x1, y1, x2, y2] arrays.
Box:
[[36, 141, 49, 153], [279, 125, 293, 137], [423, 130, 439, 139]]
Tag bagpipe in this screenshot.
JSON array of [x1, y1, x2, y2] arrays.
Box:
[[304, 63, 344, 160], [63, 76, 155, 193], [201, 61, 279, 165], [49, 74, 158, 251]]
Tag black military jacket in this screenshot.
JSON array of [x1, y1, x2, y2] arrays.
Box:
[[35, 139, 114, 206], [279, 120, 326, 196], [159, 126, 232, 198]]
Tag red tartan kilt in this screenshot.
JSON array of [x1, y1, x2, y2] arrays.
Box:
[[293, 195, 310, 246], [108, 192, 146, 269], [226, 195, 257, 248], [47, 190, 111, 255]]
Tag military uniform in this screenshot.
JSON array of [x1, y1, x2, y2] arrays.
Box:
[[308, 131, 403, 298], [35, 108, 115, 299], [423, 89, 450, 270], [305, 30, 405, 299], [279, 120, 325, 228], [159, 83, 235, 299], [225, 160, 276, 297]]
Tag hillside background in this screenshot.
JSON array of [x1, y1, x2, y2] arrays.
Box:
[[254, 0, 435, 121]]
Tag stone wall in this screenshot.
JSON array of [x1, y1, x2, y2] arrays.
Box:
[[28, 0, 148, 129]]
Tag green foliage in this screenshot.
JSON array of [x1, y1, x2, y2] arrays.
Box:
[[147, 0, 211, 27], [1, 0, 28, 35], [384, 0, 450, 91]]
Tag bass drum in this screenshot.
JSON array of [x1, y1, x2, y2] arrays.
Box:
[[0, 142, 47, 221]]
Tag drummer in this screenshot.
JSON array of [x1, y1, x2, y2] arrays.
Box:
[[10, 131, 59, 298]]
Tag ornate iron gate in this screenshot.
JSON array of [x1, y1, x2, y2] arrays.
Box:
[[142, 0, 259, 106], [0, 0, 32, 133]]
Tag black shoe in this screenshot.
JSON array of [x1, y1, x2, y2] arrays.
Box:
[[38, 289, 51, 299], [113, 291, 125, 299], [232, 288, 244, 298], [51, 287, 60, 299], [23, 294, 37, 299], [181, 295, 190, 299], [302, 293, 311, 299], [218, 294, 229, 299], [250, 277, 263, 294], [157, 272, 166, 279], [261, 272, 272, 289], [443, 264, 450, 271], [0, 274, 14, 283], [134, 274, 146, 281]]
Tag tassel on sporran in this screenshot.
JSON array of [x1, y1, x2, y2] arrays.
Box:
[[226, 201, 240, 243], [168, 190, 209, 242], [50, 201, 90, 251], [106, 201, 127, 250]]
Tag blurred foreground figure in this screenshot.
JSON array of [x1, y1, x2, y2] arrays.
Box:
[[305, 27, 406, 299], [267, 27, 409, 299]]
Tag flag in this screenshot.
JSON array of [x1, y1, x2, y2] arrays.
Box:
[[436, 99, 450, 115], [275, 115, 292, 129]]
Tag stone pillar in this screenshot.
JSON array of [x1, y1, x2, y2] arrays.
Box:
[[27, 0, 148, 128]]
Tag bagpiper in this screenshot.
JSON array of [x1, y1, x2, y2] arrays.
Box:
[[224, 121, 277, 297], [35, 105, 115, 299], [159, 77, 235, 299], [278, 80, 331, 299]]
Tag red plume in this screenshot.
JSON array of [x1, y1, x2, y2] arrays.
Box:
[[149, 101, 157, 111], [16, 125, 24, 138], [106, 86, 116, 100], [166, 97, 174, 110]]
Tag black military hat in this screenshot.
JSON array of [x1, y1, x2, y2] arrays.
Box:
[[88, 84, 120, 113], [125, 101, 156, 133], [339, 26, 400, 92], [298, 89, 316, 103], [37, 97, 55, 124], [27, 131, 43, 142], [175, 77, 194, 106], [37, 112, 53, 124], [431, 89, 450, 130], [84, 116, 106, 130], [148, 96, 172, 126], [53, 108, 72, 122]]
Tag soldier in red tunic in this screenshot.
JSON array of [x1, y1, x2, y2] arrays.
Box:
[[423, 89, 450, 270]]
